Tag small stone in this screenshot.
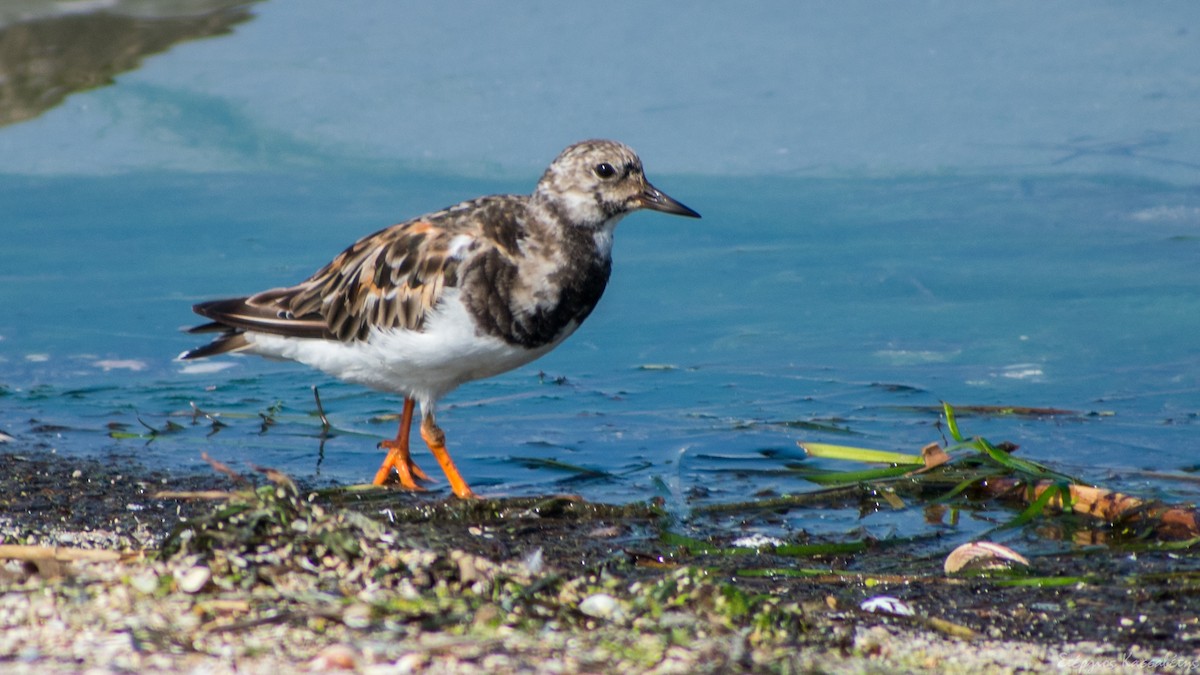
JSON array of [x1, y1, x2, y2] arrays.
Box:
[[342, 603, 373, 629], [177, 566, 211, 594], [129, 571, 159, 595], [395, 653, 426, 672], [579, 593, 623, 620], [452, 551, 480, 584], [311, 644, 358, 670]]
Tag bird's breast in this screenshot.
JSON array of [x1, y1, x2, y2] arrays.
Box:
[[458, 245, 612, 350]]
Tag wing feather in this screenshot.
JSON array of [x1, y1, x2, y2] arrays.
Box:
[[182, 195, 523, 359], [185, 216, 486, 350]]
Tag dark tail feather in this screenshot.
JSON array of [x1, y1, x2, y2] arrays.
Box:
[[181, 294, 331, 360], [187, 321, 229, 334], [191, 296, 329, 339], [179, 332, 251, 360]]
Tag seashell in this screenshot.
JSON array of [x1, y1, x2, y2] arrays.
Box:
[[859, 595, 915, 616], [944, 541, 1031, 575]]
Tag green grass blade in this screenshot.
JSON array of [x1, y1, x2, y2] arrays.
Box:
[[774, 541, 869, 556], [734, 568, 837, 578], [109, 431, 149, 439], [974, 437, 1077, 482], [994, 576, 1093, 588], [800, 442, 923, 465], [798, 466, 916, 486], [942, 401, 964, 443]]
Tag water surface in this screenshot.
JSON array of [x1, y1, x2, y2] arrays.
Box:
[[1, 2, 1198, 547]]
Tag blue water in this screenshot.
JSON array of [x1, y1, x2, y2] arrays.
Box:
[[1, 2, 1198, 543]]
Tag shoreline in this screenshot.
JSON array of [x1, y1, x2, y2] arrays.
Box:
[[0, 449, 1194, 673]]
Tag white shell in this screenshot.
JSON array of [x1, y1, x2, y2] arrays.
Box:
[[859, 595, 915, 617]]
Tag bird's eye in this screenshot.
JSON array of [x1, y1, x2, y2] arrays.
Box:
[[594, 162, 616, 179]]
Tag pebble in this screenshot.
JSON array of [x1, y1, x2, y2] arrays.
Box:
[[177, 566, 211, 594], [310, 644, 358, 670], [579, 593, 623, 621]]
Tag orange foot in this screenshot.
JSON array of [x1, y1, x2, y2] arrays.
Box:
[[420, 415, 477, 500], [372, 398, 430, 489]]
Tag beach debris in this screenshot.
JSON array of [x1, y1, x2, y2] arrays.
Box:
[[579, 593, 624, 621], [944, 542, 1031, 575], [177, 565, 211, 594], [859, 596, 915, 617], [731, 533, 784, 549]]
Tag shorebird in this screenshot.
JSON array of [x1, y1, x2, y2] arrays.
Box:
[[181, 139, 699, 498]]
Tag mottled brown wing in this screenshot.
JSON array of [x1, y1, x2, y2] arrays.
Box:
[[187, 219, 475, 348], [265, 220, 471, 341]]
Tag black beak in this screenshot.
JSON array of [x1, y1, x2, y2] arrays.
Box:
[[640, 183, 701, 218]]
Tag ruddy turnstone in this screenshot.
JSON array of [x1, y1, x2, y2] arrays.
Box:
[[181, 139, 699, 498]]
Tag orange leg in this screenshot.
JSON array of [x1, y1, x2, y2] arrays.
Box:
[[372, 398, 431, 488], [419, 414, 477, 499]]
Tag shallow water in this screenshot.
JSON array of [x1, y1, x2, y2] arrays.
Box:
[[1, 2, 1198, 545]]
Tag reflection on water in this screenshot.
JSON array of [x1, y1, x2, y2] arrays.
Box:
[[0, 0, 258, 127]]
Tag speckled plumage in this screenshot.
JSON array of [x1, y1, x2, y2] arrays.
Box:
[[181, 139, 699, 497]]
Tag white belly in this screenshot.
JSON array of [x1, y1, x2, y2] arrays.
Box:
[[242, 289, 570, 408]]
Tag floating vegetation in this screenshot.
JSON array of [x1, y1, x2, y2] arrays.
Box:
[[884, 403, 1091, 418], [257, 400, 284, 434], [108, 415, 185, 441], [785, 402, 1200, 541], [801, 443, 924, 466]]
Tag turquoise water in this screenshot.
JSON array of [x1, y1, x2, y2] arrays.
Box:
[[1, 2, 1198, 542], [4, 170, 1197, 517]]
